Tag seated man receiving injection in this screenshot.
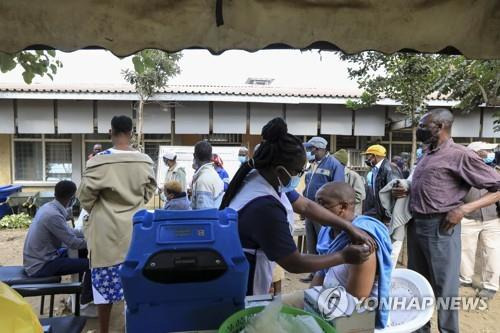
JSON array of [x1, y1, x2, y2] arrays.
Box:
[[284, 182, 392, 329]]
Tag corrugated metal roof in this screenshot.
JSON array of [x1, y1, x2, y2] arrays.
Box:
[[0, 83, 452, 101]]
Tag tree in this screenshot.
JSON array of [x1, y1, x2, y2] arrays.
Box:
[[340, 52, 442, 166], [435, 57, 500, 133], [0, 50, 62, 84], [123, 50, 181, 151]]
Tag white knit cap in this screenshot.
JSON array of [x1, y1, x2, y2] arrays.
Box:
[[162, 151, 177, 160]]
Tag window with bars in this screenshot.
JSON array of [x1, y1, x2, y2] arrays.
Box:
[[13, 135, 72, 182], [45, 142, 72, 181], [14, 141, 43, 181]]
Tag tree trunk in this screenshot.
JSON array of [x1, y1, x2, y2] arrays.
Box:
[[137, 99, 144, 152], [410, 108, 417, 168]]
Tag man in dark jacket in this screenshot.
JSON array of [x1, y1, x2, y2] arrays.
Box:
[[362, 144, 402, 224]]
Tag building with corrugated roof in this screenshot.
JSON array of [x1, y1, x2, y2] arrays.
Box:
[[0, 83, 496, 191]]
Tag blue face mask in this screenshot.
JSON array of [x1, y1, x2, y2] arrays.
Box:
[[484, 152, 495, 165], [306, 151, 315, 162], [238, 156, 247, 164], [277, 166, 301, 192], [416, 148, 423, 160], [283, 175, 301, 192]]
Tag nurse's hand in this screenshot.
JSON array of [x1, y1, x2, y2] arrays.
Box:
[[341, 244, 371, 264], [346, 226, 376, 253]]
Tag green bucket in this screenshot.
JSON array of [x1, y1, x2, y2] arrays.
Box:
[[218, 305, 336, 333]]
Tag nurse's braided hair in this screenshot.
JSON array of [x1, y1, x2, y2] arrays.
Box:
[[220, 117, 305, 209]]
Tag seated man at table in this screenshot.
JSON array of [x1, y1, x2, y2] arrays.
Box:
[[23, 180, 92, 304], [284, 182, 392, 329]]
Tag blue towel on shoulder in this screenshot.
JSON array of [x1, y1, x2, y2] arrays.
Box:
[[316, 226, 334, 255], [326, 215, 392, 329]]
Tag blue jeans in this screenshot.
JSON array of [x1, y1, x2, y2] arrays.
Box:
[[33, 254, 92, 305]]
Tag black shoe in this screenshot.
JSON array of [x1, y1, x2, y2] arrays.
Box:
[[477, 289, 496, 300], [300, 273, 314, 283]]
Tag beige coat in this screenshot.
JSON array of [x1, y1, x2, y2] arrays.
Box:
[[165, 163, 187, 192], [78, 152, 156, 268], [345, 167, 366, 216]]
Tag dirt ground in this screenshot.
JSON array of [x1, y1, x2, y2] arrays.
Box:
[[2, 229, 499, 333]]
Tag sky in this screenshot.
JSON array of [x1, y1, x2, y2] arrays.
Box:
[[0, 49, 360, 92]]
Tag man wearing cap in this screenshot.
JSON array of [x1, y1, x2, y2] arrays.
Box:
[[397, 109, 500, 333], [303, 137, 345, 257], [362, 144, 402, 224], [163, 151, 186, 192], [460, 141, 500, 300], [333, 149, 366, 215]]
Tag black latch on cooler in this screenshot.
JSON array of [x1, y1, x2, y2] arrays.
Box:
[[143, 249, 228, 284]]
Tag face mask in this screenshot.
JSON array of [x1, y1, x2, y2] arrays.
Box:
[[484, 152, 495, 164], [283, 175, 301, 192], [416, 148, 423, 160], [238, 156, 247, 164], [277, 166, 301, 192], [365, 159, 375, 168], [306, 151, 315, 162], [416, 128, 434, 144]]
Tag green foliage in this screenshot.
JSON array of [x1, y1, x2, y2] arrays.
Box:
[[0, 213, 32, 229], [123, 50, 181, 99], [123, 50, 181, 152], [341, 51, 500, 164], [0, 50, 62, 84], [341, 51, 442, 123], [340, 51, 446, 166], [341, 51, 500, 132], [434, 57, 500, 131]]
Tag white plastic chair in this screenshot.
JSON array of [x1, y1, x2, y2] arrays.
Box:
[[375, 268, 435, 333]]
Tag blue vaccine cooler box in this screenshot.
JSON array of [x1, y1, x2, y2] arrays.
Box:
[[119, 208, 249, 333]]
